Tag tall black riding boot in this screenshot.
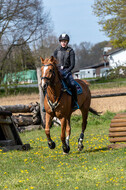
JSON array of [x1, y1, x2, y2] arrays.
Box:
[[71, 85, 79, 109], [72, 85, 77, 102]]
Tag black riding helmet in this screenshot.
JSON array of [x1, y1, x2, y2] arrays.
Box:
[[59, 34, 70, 42]]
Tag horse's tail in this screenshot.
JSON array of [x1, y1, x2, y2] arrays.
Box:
[[89, 107, 101, 116]]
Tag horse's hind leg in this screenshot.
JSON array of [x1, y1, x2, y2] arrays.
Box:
[[78, 104, 89, 151], [45, 113, 56, 149]]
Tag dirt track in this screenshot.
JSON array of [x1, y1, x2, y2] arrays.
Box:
[[90, 87, 126, 114], [0, 87, 126, 114]]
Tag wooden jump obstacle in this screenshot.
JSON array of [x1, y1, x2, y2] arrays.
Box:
[[108, 112, 126, 149], [0, 111, 30, 152]]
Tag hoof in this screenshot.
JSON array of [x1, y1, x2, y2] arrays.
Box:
[[62, 144, 70, 154], [78, 144, 84, 151], [63, 151, 69, 155], [48, 141, 56, 149]]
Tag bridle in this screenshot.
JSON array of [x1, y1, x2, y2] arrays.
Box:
[[41, 64, 55, 83], [41, 64, 55, 92], [41, 63, 63, 113]]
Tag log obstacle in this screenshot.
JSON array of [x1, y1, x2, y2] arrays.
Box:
[[0, 103, 61, 131], [108, 113, 126, 149], [0, 103, 41, 129], [0, 111, 30, 151]]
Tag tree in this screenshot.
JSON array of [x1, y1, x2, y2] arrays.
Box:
[[33, 34, 59, 67], [73, 42, 92, 71], [73, 41, 108, 71], [11, 39, 36, 71], [0, 0, 52, 82], [89, 41, 108, 64], [93, 0, 126, 48]]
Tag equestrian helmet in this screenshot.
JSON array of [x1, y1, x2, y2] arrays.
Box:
[[59, 34, 70, 42]]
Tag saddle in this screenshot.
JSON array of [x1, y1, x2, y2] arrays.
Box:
[[61, 80, 83, 95]]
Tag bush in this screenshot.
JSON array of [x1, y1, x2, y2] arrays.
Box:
[[107, 66, 126, 79]]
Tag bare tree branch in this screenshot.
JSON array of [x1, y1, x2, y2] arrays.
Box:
[[0, 0, 52, 75]]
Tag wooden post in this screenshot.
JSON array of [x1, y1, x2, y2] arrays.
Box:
[[37, 67, 45, 128]]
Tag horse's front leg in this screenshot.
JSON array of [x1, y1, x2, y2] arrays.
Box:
[[66, 117, 71, 148], [45, 113, 56, 149], [61, 118, 70, 154]]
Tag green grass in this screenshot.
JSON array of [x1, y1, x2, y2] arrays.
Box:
[[0, 111, 126, 190], [91, 77, 126, 83], [0, 86, 39, 97], [89, 77, 126, 90]]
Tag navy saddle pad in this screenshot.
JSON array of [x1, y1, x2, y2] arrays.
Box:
[[62, 80, 83, 95]]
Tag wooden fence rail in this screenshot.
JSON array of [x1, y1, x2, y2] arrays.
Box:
[[91, 93, 126, 98]]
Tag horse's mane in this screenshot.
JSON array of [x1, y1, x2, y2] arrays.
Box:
[[53, 58, 63, 81]]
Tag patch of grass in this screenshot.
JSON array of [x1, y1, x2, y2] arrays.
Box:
[[0, 112, 126, 190], [89, 77, 126, 90], [90, 77, 126, 84], [0, 87, 39, 97]]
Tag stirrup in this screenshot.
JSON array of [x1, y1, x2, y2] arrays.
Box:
[[72, 102, 79, 111]]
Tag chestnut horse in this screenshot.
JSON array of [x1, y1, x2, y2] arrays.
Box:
[[40, 56, 98, 154]]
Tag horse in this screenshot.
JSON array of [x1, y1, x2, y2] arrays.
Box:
[[40, 56, 99, 154]]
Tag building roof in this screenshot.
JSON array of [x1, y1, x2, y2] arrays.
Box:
[[108, 48, 124, 55], [82, 62, 109, 69]]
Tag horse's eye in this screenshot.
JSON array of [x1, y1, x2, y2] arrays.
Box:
[[49, 69, 53, 73]]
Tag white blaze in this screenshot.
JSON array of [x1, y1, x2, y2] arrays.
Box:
[[41, 66, 48, 88]]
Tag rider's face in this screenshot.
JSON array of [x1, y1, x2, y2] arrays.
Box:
[[60, 40, 68, 48]]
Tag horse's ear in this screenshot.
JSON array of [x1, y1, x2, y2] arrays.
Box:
[[40, 57, 44, 64], [50, 56, 55, 62]]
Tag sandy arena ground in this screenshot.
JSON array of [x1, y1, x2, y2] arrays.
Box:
[[90, 87, 126, 114], [0, 87, 126, 114]]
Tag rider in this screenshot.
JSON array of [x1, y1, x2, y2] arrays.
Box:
[[54, 33, 79, 109]]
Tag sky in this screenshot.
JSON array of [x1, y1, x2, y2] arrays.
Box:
[[43, 0, 110, 45]]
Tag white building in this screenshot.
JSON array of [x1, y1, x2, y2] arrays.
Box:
[[73, 69, 96, 79], [73, 48, 126, 79], [108, 48, 126, 68]]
